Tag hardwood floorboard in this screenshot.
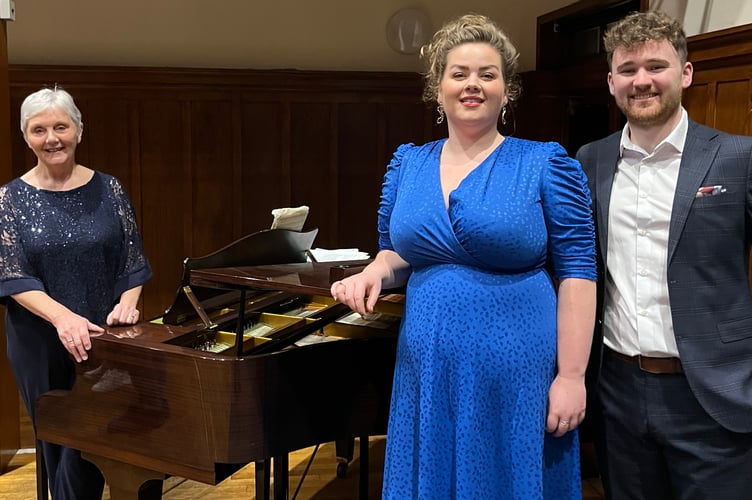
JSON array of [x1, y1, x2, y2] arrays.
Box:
[[1, 438, 605, 499], [2, 402, 604, 499]]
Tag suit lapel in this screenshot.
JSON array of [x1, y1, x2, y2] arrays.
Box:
[[595, 134, 621, 260], [667, 122, 720, 262]]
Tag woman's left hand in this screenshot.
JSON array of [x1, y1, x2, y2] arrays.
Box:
[[106, 303, 140, 326], [545, 374, 587, 437]]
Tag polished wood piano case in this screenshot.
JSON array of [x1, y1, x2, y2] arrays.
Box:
[[34, 229, 401, 500]]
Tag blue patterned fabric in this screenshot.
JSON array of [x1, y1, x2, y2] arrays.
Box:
[[378, 138, 596, 499]]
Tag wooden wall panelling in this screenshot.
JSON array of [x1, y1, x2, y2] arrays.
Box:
[[384, 101, 433, 154], [686, 23, 752, 137], [289, 102, 336, 248], [336, 102, 381, 254], [76, 95, 133, 187], [239, 100, 290, 234], [0, 19, 20, 473], [513, 70, 568, 146], [138, 98, 191, 318], [190, 98, 238, 257], [684, 65, 752, 136], [715, 77, 752, 136], [8, 94, 31, 179], [682, 83, 710, 126]]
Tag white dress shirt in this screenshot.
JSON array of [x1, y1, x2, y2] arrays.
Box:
[[603, 109, 689, 357]]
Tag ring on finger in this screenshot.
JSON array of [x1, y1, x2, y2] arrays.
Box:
[[559, 420, 570, 427]]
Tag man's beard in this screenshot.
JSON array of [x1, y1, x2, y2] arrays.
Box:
[[618, 90, 683, 128]]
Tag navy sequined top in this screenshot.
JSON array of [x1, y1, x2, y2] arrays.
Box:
[[0, 171, 152, 324]]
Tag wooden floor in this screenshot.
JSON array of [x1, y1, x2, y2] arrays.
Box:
[[1, 444, 606, 499], [1, 404, 605, 499]]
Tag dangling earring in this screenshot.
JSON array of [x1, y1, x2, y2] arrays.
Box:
[[436, 104, 445, 125], [501, 106, 507, 125]]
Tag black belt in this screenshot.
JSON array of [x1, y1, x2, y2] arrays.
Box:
[[606, 347, 683, 374]]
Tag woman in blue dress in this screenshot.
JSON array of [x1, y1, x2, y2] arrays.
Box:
[[331, 14, 596, 499], [0, 87, 152, 499]]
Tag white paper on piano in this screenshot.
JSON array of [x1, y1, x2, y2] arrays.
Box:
[[270, 205, 309, 231], [308, 248, 370, 262]]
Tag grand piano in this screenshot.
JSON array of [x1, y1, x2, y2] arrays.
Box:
[[34, 229, 401, 500]]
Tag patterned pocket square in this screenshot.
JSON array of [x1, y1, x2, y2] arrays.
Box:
[[696, 185, 726, 198]]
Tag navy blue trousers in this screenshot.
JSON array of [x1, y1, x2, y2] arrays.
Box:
[[6, 303, 105, 500], [598, 347, 752, 500]]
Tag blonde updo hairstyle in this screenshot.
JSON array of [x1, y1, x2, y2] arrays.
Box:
[[420, 13, 521, 105]]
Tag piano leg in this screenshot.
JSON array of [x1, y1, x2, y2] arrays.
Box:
[[359, 436, 369, 500], [81, 453, 165, 500], [273, 454, 289, 500], [35, 440, 48, 500], [255, 455, 290, 500], [255, 460, 271, 500], [335, 439, 355, 478]]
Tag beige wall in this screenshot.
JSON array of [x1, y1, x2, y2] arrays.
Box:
[[653, 0, 752, 36], [6, 0, 575, 73]]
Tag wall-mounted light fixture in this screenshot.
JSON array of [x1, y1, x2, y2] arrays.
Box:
[[386, 8, 432, 55], [0, 0, 15, 20]]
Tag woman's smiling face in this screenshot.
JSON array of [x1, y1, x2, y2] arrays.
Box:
[[24, 107, 82, 168], [438, 42, 507, 129]]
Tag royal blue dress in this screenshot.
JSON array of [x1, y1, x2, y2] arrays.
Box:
[[378, 138, 596, 499], [0, 171, 152, 500]]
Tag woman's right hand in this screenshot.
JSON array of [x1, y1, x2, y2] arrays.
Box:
[[12, 290, 105, 363], [330, 250, 411, 316], [53, 311, 104, 363], [331, 270, 383, 317]]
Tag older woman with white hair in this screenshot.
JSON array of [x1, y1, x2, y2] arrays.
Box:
[[0, 86, 152, 499]]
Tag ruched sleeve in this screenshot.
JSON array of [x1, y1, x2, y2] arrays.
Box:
[[377, 143, 417, 252], [541, 143, 597, 281]]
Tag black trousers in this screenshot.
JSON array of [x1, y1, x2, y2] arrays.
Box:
[[598, 347, 752, 500]]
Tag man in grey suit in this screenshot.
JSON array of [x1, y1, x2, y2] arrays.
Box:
[[576, 10, 752, 499]]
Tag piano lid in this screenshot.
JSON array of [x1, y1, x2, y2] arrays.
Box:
[[162, 228, 318, 325]]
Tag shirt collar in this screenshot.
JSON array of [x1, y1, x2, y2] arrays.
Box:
[[619, 107, 688, 157]]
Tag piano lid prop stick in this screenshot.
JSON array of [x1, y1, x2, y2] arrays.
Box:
[[182, 285, 217, 330]]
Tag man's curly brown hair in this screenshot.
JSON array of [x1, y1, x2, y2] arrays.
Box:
[[603, 10, 687, 68]]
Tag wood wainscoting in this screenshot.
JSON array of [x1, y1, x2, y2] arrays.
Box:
[[684, 22, 752, 136], [0, 19, 20, 475], [6, 65, 440, 320]]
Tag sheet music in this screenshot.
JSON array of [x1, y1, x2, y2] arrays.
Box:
[[308, 248, 370, 262], [270, 205, 309, 231]]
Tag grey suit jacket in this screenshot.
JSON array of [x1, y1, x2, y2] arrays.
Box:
[[577, 119, 752, 433]]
